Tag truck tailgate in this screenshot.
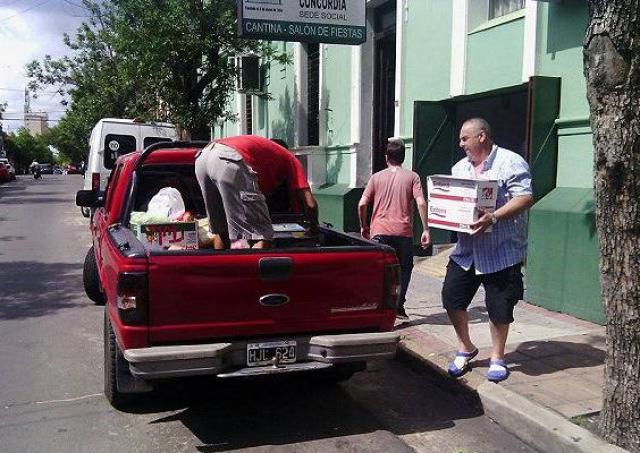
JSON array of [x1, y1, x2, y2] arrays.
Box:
[[147, 250, 393, 344]]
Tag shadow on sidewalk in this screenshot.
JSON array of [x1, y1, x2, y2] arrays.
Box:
[[473, 339, 605, 376], [399, 305, 489, 328]]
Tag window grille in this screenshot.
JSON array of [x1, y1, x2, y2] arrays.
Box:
[[306, 43, 320, 146]]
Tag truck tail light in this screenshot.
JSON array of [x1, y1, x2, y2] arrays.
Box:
[[117, 272, 148, 325], [91, 172, 100, 191], [383, 264, 401, 310]]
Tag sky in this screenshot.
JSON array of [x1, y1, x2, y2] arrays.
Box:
[[0, 0, 87, 133]]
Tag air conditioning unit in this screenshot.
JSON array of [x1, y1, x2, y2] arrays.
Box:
[[237, 55, 262, 94]]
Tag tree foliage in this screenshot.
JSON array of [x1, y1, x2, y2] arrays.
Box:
[[583, 0, 640, 450], [28, 0, 286, 147], [4, 129, 54, 171]]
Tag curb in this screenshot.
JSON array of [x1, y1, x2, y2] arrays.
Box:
[[396, 340, 628, 453]]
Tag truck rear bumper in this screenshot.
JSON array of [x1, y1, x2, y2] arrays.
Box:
[[123, 331, 400, 379]]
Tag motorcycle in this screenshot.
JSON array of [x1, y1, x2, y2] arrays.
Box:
[[32, 167, 42, 179]]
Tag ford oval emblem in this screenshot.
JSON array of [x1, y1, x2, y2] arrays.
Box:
[[259, 294, 290, 307]]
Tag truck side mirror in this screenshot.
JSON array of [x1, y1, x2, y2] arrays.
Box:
[[76, 190, 105, 208]]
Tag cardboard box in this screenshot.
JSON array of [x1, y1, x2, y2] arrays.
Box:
[[131, 221, 199, 250], [427, 175, 498, 233]]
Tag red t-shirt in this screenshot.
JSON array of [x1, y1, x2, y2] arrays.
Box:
[[362, 166, 424, 238], [218, 135, 309, 196]]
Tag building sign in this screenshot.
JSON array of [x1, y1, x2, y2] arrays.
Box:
[[237, 0, 366, 45]]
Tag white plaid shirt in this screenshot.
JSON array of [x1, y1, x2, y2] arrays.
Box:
[[449, 145, 533, 275]]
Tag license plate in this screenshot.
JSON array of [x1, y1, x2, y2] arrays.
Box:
[[246, 340, 297, 367]]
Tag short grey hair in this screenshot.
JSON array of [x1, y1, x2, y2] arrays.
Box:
[[463, 118, 493, 140]]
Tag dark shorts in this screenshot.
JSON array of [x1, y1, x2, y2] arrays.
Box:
[[442, 260, 524, 324]]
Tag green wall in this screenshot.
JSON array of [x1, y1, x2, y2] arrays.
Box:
[[220, 91, 240, 137], [325, 145, 352, 186], [556, 125, 593, 188], [402, 0, 453, 137], [319, 44, 353, 231], [537, 3, 590, 120], [466, 16, 524, 94], [265, 42, 296, 144], [323, 45, 352, 147], [527, 2, 602, 324]]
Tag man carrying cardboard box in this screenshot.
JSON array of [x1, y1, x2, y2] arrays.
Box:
[[443, 118, 534, 383]]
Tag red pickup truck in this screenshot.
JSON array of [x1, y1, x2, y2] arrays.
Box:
[[76, 141, 401, 409]]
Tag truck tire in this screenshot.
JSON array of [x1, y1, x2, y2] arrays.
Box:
[[104, 313, 136, 410], [83, 246, 104, 305]]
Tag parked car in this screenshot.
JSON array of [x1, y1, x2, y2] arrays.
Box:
[[76, 140, 401, 409], [0, 158, 16, 181], [66, 164, 82, 175], [0, 162, 8, 183], [54, 167, 64, 174]]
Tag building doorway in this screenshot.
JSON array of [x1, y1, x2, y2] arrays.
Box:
[[412, 77, 561, 245], [372, 1, 396, 172]]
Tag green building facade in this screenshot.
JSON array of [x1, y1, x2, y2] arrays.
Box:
[[216, 0, 602, 324]]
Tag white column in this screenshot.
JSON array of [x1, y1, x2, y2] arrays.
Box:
[[450, 0, 469, 97], [350, 46, 362, 145], [294, 43, 308, 148], [318, 44, 328, 147], [236, 93, 246, 135], [354, 19, 375, 188], [393, 0, 407, 137], [522, 0, 539, 82]]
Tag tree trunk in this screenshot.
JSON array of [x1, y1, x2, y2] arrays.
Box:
[[583, 1, 640, 450]]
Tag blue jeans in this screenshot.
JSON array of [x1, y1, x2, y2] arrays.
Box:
[[372, 235, 414, 309]]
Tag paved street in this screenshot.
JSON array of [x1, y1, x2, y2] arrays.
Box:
[[0, 175, 537, 453]]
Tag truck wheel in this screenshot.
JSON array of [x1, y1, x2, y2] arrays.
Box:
[[80, 207, 90, 218], [83, 246, 104, 305], [104, 313, 136, 410]]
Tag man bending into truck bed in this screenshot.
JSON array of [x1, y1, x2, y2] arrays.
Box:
[[195, 135, 319, 249]]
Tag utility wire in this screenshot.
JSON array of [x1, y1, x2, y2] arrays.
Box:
[[61, 0, 88, 10], [0, 0, 51, 23]]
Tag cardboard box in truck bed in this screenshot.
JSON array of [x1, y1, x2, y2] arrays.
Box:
[[131, 221, 198, 250], [427, 175, 498, 233]]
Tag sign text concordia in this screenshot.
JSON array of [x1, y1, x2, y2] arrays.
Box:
[[237, 0, 366, 45]]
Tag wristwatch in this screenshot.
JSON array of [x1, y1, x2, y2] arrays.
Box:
[[490, 213, 498, 224]]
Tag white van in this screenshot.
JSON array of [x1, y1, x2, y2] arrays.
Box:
[[84, 118, 178, 192]]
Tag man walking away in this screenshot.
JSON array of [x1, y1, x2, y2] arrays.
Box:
[[443, 118, 533, 383], [358, 138, 430, 320]]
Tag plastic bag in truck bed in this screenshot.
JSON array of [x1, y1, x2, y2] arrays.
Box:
[[128, 187, 197, 251], [146, 187, 186, 220]]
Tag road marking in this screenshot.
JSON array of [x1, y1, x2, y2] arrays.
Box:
[[33, 393, 102, 405]]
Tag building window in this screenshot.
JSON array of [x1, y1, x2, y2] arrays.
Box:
[[306, 43, 320, 146], [489, 0, 525, 19]]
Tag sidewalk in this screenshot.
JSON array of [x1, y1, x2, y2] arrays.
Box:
[[396, 246, 626, 453]]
